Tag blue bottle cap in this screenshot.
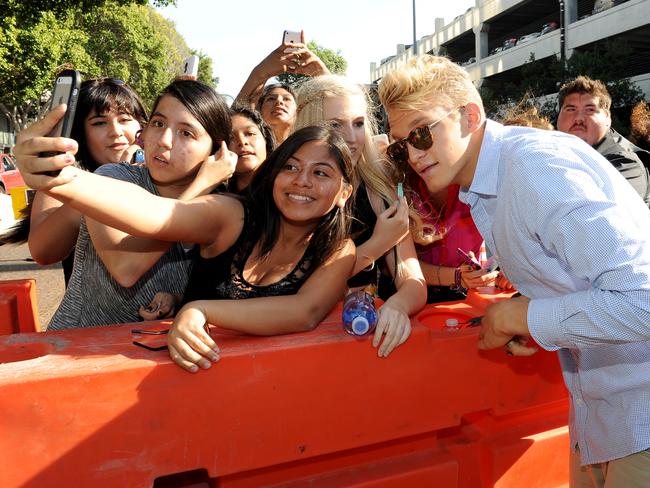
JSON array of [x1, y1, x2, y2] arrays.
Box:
[[133, 150, 145, 164], [351, 316, 370, 335]]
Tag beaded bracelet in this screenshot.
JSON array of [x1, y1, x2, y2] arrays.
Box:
[[451, 267, 468, 295]]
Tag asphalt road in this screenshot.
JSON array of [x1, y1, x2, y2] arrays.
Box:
[[0, 241, 66, 330]]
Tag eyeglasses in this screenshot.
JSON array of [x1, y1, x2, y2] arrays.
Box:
[[386, 107, 461, 164]]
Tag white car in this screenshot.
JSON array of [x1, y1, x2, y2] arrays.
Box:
[[517, 32, 541, 45]]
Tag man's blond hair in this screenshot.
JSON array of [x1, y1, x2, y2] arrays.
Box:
[[378, 55, 483, 114]]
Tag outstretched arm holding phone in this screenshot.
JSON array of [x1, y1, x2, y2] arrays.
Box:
[[235, 31, 329, 108]]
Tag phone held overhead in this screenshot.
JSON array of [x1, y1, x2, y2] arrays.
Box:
[[283, 30, 301, 53], [182, 55, 199, 78]]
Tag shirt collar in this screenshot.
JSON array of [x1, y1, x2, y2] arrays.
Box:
[[459, 119, 502, 204]]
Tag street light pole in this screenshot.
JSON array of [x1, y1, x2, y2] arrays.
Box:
[[412, 0, 417, 56], [556, 0, 566, 83]]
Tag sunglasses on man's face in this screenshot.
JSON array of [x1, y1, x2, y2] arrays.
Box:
[[386, 107, 461, 164]]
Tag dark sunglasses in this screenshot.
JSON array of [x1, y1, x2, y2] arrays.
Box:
[[386, 107, 461, 164]]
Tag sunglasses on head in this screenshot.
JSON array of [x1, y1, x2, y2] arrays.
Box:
[[386, 107, 462, 164]]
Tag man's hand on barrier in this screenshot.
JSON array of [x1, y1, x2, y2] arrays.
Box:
[[478, 295, 538, 356]]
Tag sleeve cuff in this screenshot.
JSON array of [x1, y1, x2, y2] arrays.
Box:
[[527, 297, 564, 351]]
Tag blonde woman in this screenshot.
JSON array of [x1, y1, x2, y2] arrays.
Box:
[[294, 75, 426, 358]]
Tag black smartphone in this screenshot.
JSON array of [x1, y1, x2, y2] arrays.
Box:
[[457, 248, 482, 270], [39, 69, 81, 173]]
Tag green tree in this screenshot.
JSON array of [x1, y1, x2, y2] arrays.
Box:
[[0, 0, 176, 24], [193, 50, 219, 88], [277, 40, 348, 87], [0, 0, 216, 132], [567, 39, 643, 108], [79, 2, 193, 104], [0, 9, 93, 130], [480, 39, 643, 134]]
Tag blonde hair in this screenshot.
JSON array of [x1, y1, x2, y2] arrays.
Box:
[[378, 55, 484, 245], [378, 55, 483, 115], [295, 75, 396, 203], [295, 75, 411, 274], [501, 94, 554, 130]]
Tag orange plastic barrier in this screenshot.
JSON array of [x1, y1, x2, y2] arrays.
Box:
[[0, 289, 569, 488], [0, 279, 40, 334]]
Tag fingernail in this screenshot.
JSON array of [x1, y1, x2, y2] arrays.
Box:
[[189, 365, 198, 372], [210, 354, 219, 362], [199, 360, 211, 369], [64, 153, 75, 162]]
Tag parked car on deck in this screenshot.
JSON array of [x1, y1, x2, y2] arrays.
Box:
[[540, 21, 558, 35], [502, 38, 517, 50], [517, 32, 541, 45], [592, 0, 629, 15]]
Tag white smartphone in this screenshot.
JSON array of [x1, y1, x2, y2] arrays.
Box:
[[182, 55, 199, 78], [283, 30, 301, 53]]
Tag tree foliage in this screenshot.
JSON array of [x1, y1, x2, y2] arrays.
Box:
[[0, 0, 215, 133], [480, 39, 644, 134], [277, 40, 348, 87], [193, 50, 219, 88]]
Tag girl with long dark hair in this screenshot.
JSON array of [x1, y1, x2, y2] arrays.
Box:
[[15, 79, 237, 328], [17, 121, 355, 371]]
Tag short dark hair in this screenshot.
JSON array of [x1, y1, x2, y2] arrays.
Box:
[[230, 103, 276, 155], [558, 75, 611, 112], [71, 78, 148, 171], [246, 124, 352, 268], [256, 83, 296, 112], [152, 79, 231, 153]]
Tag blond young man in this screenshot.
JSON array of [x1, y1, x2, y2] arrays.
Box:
[[379, 55, 650, 487]]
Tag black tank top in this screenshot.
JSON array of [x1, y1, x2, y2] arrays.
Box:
[[347, 183, 380, 288], [183, 206, 317, 303]]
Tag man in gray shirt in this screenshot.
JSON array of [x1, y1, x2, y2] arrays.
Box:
[[556, 75, 650, 206]]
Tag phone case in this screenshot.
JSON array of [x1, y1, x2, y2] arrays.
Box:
[[49, 69, 81, 138], [283, 30, 301, 53], [283, 30, 301, 44], [457, 248, 482, 270], [183, 55, 199, 77], [40, 69, 81, 172]]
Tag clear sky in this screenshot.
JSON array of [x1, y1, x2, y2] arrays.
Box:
[[157, 0, 476, 98]]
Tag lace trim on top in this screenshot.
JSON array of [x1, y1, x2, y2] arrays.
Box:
[[214, 236, 316, 299]]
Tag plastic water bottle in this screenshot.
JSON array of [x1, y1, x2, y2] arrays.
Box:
[[132, 149, 145, 165], [342, 290, 378, 336]]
